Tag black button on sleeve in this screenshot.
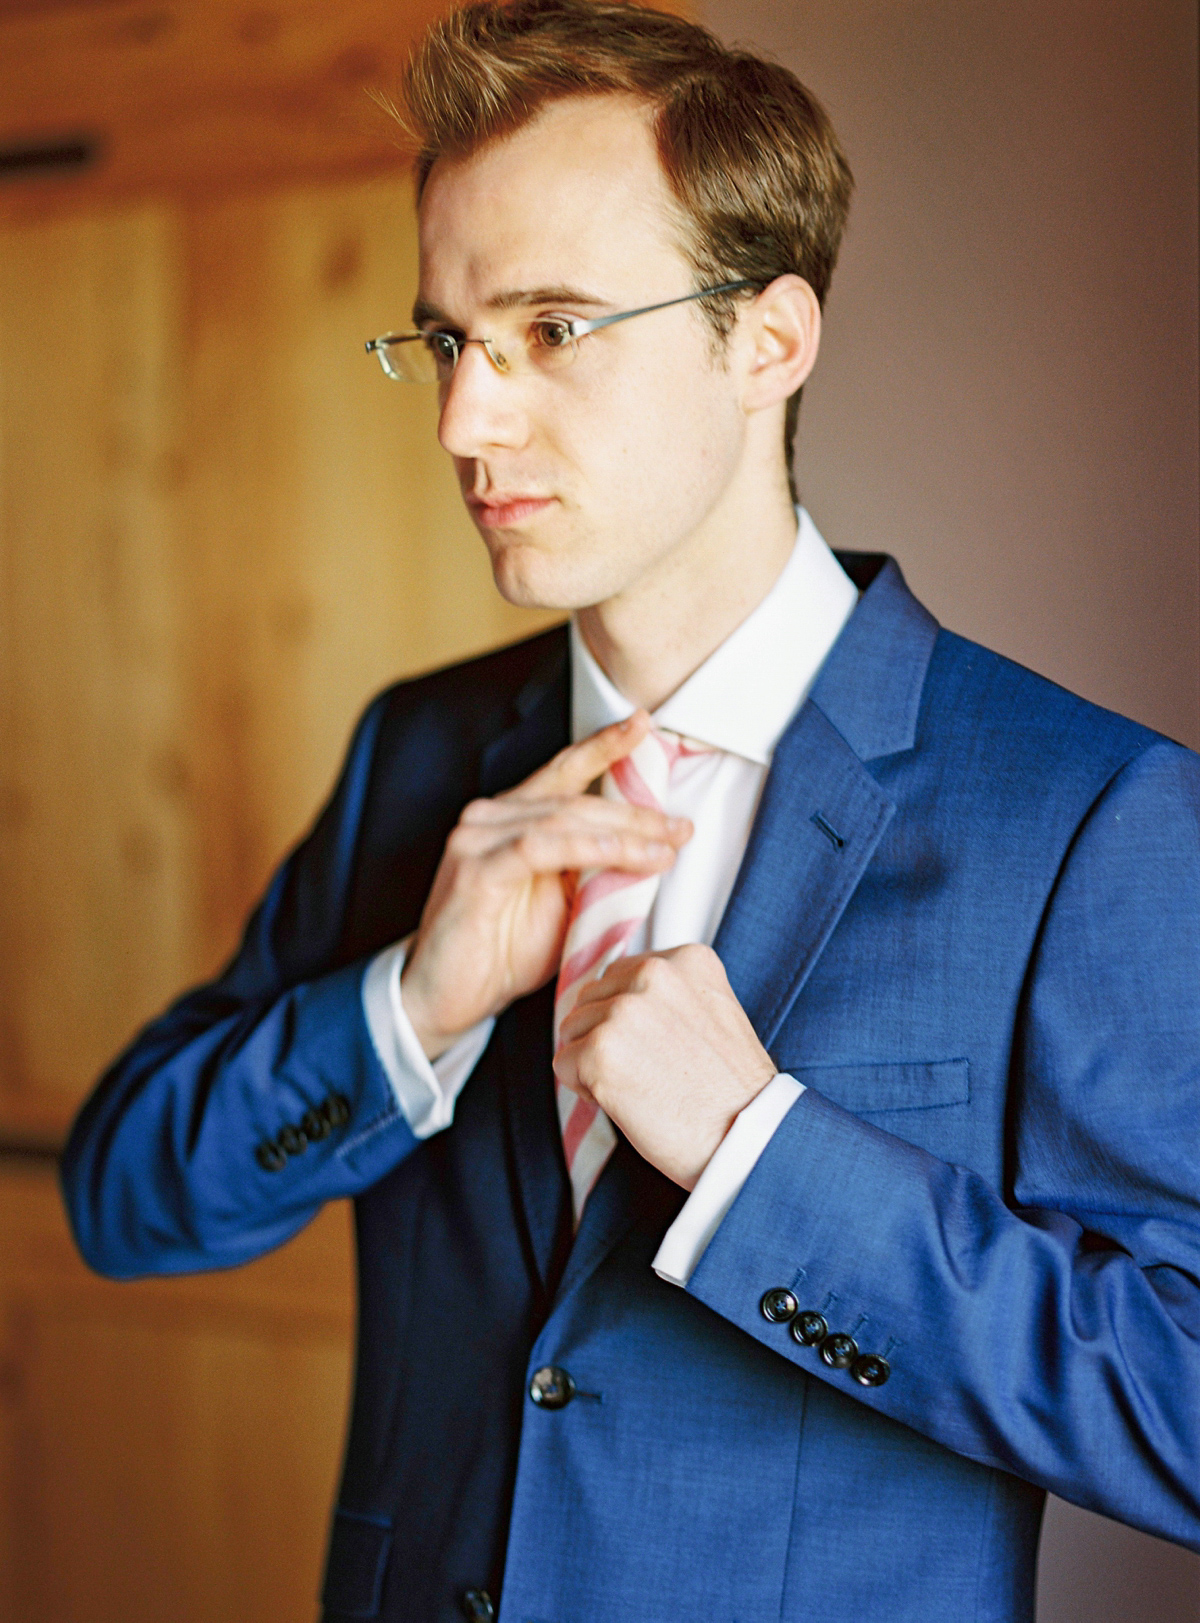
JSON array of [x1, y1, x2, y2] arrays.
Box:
[[461, 1590, 495, 1622], [528, 1365, 575, 1409], [323, 1092, 352, 1128], [277, 1123, 307, 1157], [761, 1288, 799, 1324], [301, 1106, 331, 1142], [820, 1332, 859, 1369], [790, 1311, 827, 1347], [851, 1352, 891, 1387], [255, 1140, 287, 1172]]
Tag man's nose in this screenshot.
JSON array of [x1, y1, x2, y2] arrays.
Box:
[[437, 343, 528, 459]]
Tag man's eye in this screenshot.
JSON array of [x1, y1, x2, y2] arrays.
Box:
[[530, 318, 575, 351], [424, 331, 460, 363]]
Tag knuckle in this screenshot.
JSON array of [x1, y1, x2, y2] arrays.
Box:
[[513, 830, 541, 864], [639, 955, 668, 988]]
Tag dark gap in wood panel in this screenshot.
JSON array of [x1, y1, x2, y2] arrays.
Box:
[[0, 134, 102, 182]]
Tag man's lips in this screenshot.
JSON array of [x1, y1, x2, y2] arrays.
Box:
[[467, 494, 556, 527]]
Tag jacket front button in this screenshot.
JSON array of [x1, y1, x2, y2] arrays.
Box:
[[761, 1288, 799, 1323], [852, 1352, 891, 1386], [461, 1589, 495, 1622], [820, 1332, 859, 1369], [529, 1365, 576, 1409]]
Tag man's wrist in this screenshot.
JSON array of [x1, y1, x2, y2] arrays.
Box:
[[653, 1073, 806, 1287], [399, 950, 463, 1062]]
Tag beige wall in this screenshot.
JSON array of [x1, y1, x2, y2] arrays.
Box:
[[697, 0, 1200, 1616], [702, 0, 1199, 753]]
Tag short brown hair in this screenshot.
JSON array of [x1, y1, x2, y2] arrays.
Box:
[[400, 0, 853, 500]]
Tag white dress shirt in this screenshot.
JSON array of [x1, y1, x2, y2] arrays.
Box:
[[362, 508, 858, 1285]]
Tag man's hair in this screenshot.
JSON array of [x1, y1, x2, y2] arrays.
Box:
[[399, 0, 853, 501]]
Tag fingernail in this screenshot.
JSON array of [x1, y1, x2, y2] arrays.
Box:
[[667, 816, 688, 832], [648, 841, 672, 858]]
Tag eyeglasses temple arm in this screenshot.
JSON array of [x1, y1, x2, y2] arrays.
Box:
[[569, 279, 759, 339]]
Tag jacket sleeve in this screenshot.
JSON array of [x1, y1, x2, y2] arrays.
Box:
[[60, 692, 421, 1280], [687, 739, 1200, 1550]]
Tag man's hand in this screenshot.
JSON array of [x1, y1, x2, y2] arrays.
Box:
[[554, 945, 777, 1190], [401, 712, 693, 1059]]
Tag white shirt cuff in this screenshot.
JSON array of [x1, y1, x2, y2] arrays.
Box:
[[652, 1072, 805, 1287], [361, 937, 495, 1139]]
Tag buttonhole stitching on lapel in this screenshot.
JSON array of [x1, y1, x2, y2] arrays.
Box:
[[819, 1291, 838, 1315], [848, 1314, 868, 1339], [882, 1336, 900, 1358], [788, 1266, 808, 1292], [810, 811, 845, 850]]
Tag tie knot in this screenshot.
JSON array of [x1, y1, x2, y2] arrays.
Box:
[[652, 726, 713, 768], [605, 726, 711, 811]]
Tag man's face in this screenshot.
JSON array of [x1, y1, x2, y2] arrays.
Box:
[[416, 94, 751, 612]]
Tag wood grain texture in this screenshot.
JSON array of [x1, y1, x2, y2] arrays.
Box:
[[0, 176, 560, 1145], [0, 1160, 354, 1623], [0, 0, 429, 219]]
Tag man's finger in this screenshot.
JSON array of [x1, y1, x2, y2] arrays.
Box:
[[512, 709, 653, 799], [570, 953, 652, 1006], [462, 795, 691, 844], [479, 826, 682, 881]]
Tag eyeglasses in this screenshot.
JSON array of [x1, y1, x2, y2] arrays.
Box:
[[365, 279, 759, 383]]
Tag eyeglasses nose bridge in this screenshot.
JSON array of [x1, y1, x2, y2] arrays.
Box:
[[478, 336, 511, 374]]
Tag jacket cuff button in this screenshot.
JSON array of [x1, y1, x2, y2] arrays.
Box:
[[760, 1288, 799, 1323], [301, 1107, 331, 1142], [789, 1310, 827, 1347], [323, 1092, 352, 1128], [255, 1140, 286, 1172], [277, 1123, 307, 1157], [819, 1332, 859, 1369], [851, 1352, 891, 1386]]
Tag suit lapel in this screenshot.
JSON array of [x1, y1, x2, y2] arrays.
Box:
[[714, 705, 895, 1050], [715, 556, 938, 1051], [554, 1136, 686, 1309], [477, 638, 573, 1294]]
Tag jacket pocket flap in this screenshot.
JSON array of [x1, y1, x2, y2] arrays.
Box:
[[321, 1508, 393, 1618], [783, 1058, 970, 1113]]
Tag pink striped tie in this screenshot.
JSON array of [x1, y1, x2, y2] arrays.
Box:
[[554, 727, 708, 1222]]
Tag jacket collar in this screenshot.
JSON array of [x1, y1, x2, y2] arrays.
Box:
[[812, 553, 938, 760]]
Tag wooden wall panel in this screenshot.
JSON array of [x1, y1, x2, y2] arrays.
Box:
[[0, 0, 433, 217], [0, 207, 195, 1143], [0, 176, 559, 1144], [0, 1161, 354, 1623]]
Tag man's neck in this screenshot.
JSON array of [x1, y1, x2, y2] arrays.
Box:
[[575, 477, 800, 713]]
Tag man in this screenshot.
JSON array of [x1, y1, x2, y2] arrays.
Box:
[[62, 2, 1200, 1620]]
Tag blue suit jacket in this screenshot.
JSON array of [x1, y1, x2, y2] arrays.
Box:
[[62, 554, 1200, 1623]]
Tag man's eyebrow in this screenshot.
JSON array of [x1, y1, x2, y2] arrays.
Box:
[[488, 286, 608, 312], [411, 287, 608, 326]]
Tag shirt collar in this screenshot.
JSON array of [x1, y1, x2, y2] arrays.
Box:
[[570, 508, 859, 766]]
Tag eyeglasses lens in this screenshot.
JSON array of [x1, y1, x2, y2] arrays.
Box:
[[374, 321, 581, 382]]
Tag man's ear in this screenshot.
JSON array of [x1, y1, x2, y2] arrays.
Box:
[[739, 275, 821, 414]]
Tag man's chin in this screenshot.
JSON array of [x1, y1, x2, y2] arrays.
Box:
[[485, 536, 596, 613]]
